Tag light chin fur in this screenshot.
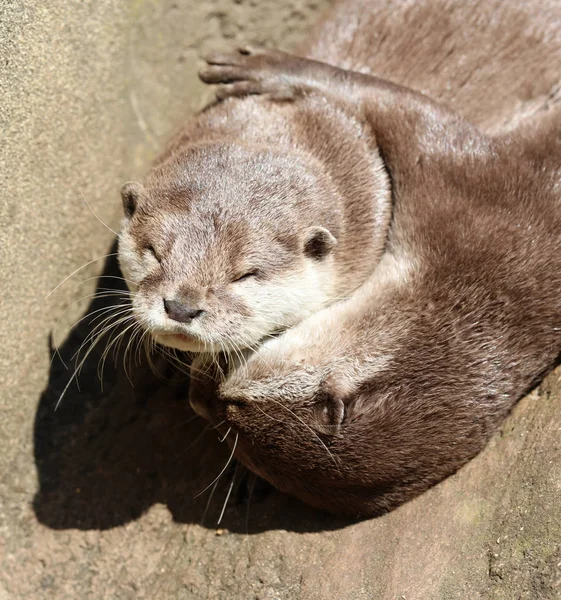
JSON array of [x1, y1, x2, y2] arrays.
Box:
[[154, 331, 260, 354], [153, 333, 226, 353]]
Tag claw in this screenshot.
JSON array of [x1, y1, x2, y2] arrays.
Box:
[[199, 66, 246, 85], [202, 51, 239, 66], [237, 45, 252, 56], [215, 82, 257, 100]]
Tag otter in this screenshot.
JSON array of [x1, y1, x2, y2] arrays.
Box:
[[117, 0, 561, 514], [186, 9, 561, 515]]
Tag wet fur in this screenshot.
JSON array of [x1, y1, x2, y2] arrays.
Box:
[[189, 0, 561, 517]]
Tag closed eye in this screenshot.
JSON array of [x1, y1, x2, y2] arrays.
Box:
[[233, 269, 259, 283], [145, 245, 161, 262]]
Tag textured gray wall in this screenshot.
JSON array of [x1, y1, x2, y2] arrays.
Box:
[[1, 1, 560, 599]]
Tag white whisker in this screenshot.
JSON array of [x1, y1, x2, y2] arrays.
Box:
[[46, 253, 118, 299], [194, 433, 239, 498], [217, 462, 238, 525], [79, 189, 119, 236], [219, 427, 231, 443]]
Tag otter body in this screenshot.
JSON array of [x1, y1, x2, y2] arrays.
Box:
[[186, 1, 561, 516], [118, 0, 561, 515]]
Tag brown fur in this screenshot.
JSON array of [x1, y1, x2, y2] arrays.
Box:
[[188, 0, 561, 517]]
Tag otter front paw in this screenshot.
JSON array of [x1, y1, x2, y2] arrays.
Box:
[[199, 46, 310, 101], [219, 360, 346, 437]]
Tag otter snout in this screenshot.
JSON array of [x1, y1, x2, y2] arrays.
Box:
[[163, 298, 204, 323]]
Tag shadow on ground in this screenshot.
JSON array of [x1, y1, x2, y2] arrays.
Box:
[[33, 247, 353, 534]]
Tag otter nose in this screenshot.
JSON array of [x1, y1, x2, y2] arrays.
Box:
[[163, 299, 204, 323]]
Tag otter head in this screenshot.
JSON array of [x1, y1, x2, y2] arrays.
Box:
[[118, 143, 340, 354]]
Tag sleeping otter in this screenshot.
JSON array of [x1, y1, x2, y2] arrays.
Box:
[[189, 41, 561, 516], [117, 0, 561, 516]]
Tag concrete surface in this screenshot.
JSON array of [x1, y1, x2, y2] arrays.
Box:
[[1, 0, 560, 599]]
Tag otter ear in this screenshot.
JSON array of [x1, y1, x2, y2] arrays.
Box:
[[303, 226, 337, 260], [313, 394, 345, 436], [120, 181, 144, 218]]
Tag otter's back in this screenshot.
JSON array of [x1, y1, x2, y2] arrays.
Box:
[[302, 0, 561, 132]]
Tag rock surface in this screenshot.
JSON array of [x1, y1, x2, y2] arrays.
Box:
[[1, 1, 559, 599]]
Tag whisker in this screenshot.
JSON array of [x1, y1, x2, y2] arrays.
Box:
[[136, 327, 152, 368], [79, 189, 119, 236], [55, 314, 130, 410], [52, 292, 131, 347], [79, 317, 134, 384], [217, 461, 238, 525], [189, 352, 220, 383], [74, 274, 137, 290], [194, 433, 239, 498], [46, 253, 119, 299], [97, 318, 138, 389], [50, 296, 130, 368], [218, 427, 231, 443], [200, 477, 221, 527], [72, 313, 134, 385], [123, 321, 146, 383], [260, 397, 339, 468], [155, 345, 192, 377], [73, 309, 133, 363]]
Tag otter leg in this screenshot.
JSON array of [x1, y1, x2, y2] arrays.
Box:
[[200, 46, 489, 172]]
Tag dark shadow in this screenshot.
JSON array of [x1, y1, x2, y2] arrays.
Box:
[[33, 243, 353, 533]]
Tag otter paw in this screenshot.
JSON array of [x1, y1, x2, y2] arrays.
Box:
[[219, 361, 346, 437], [199, 45, 307, 101], [219, 362, 324, 404]]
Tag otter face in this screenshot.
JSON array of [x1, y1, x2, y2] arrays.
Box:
[[117, 144, 339, 354]]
